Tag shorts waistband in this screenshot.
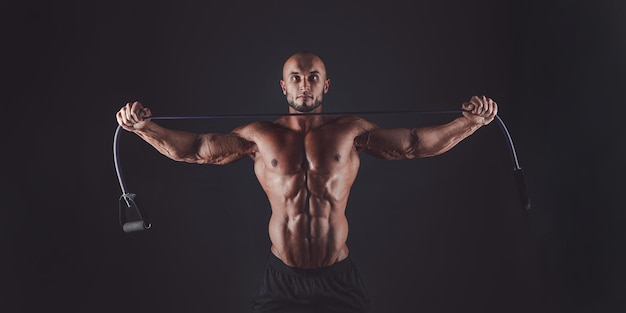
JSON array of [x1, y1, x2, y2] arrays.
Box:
[[267, 252, 353, 277]]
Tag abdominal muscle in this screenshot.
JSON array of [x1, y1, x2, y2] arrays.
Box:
[[268, 199, 350, 269], [263, 173, 351, 269]]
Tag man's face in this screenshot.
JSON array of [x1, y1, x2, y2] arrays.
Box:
[[280, 55, 330, 113]]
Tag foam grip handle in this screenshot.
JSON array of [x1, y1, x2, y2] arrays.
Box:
[[119, 193, 152, 233], [514, 168, 531, 211], [122, 221, 151, 233]]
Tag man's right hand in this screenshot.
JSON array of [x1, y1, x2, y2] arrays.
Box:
[[116, 101, 152, 131]]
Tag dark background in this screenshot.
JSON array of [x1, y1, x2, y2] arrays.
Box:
[[2, 0, 625, 312]]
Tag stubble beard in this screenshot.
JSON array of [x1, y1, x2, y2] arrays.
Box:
[[287, 96, 323, 113]]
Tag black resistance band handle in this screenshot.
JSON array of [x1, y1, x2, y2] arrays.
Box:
[[119, 193, 152, 233]]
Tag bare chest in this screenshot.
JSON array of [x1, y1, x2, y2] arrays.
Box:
[[254, 124, 358, 174]]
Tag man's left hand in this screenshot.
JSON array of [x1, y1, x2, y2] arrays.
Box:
[[461, 95, 498, 126]]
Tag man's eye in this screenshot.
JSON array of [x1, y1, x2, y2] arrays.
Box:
[[309, 75, 319, 82], [291, 76, 300, 82]]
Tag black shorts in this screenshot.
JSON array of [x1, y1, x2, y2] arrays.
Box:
[[250, 253, 370, 313]]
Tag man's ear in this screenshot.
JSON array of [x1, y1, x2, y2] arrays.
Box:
[[280, 80, 286, 95], [324, 79, 330, 94]]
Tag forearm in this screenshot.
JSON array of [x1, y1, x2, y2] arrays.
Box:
[[134, 122, 253, 164], [358, 96, 495, 160], [134, 122, 203, 162], [410, 117, 481, 158]]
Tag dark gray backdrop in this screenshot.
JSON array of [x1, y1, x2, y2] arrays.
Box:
[[2, 0, 625, 312]]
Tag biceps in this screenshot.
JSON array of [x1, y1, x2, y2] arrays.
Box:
[[361, 128, 418, 160], [196, 133, 254, 164]]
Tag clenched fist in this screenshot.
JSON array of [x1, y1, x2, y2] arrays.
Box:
[[116, 101, 152, 131], [461, 95, 498, 126]]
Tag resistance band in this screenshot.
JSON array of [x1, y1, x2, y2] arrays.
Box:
[[113, 110, 530, 233]]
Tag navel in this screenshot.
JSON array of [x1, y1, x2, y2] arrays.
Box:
[[334, 154, 341, 162], [271, 159, 278, 167]]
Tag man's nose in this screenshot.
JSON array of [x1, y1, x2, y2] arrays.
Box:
[[299, 79, 310, 91]]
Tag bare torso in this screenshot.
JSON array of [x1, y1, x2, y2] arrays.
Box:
[[236, 115, 370, 268], [119, 96, 491, 269]]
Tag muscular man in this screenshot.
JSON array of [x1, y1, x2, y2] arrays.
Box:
[[116, 51, 497, 313]]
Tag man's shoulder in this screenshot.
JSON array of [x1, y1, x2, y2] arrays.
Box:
[[334, 115, 377, 130], [232, 120, 282, 138], [237, 120, 276, 129], [333, 115, 367, 124]]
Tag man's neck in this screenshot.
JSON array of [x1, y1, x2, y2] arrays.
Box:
[[284, 106, 327, 132]]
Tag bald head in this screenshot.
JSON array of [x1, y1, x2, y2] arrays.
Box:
[[282, 51, 328, 80], [280, 51, 330, 113]]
